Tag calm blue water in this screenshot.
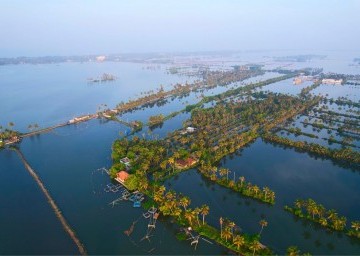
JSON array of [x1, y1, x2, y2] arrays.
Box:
[[167, 139, 360, 254], [0, 150, 78, 255], [0, 62, 194, 132]]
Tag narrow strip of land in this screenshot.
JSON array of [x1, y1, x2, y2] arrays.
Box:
[[13, 148, 87, 255]]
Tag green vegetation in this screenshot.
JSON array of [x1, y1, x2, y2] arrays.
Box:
[[263, 133, 360, 165], [148, 114, 165, 127], [199, 167, 275, 204], [285, 198, 360, 239], [300, 81, 321, 97], [151, 185, 272, 255], [0, 127, 20, 148], [286, 245, 311, 256], [281, 127, 318, 138]]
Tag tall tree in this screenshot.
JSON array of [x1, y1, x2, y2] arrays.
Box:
[[200, 204, 210, 225], [259, 219, 268, 236]]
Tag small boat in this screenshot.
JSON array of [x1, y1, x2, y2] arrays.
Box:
[[134, 193, 144, 200], [133, 201, 141, 207], [129, 195, 136, 202], [143, 212, 151, 218], [149, 207, 157, 214], [122, 191, 130, 196], [110, 187, 118, 193]]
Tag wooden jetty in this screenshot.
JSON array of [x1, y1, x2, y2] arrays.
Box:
[[13, 148, 87, 255]]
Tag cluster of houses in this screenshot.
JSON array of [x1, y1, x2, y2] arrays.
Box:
[[292, 76, 343, 86], [113, 153, 199, 185], [100, 109, 118, 119], [322, 78, 343, 85], [0, 136, 20, 147], [68, 114, 96, 124], [115, 157, 132, 185], [293, 75, 315, 85], [180, 126, 196, 135]]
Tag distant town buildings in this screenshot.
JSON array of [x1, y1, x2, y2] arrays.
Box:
[[293, 75, 315, 85], [322, 79, 343, 85], [233, 64, 262, 71], [96, 55, 106, 62]]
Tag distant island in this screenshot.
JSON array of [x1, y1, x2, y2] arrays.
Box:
[[274, 54, 326, 62], [87, 73, 117, 83]]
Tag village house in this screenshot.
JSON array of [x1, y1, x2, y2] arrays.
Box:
[[120, 157, 132, 170], [186, 127, 196, 133], [4, 136, 20, 145], [175, 157, 198, 169], [181, 126, 197, 135], [115, 171, 129, 184], [322, 78, 343, 85]]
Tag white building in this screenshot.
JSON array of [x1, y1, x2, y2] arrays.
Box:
[[322, 79, 343, 85], [186, 127, 196, 133]]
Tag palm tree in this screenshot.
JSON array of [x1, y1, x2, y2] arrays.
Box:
[[200, 204, 209, 225], [154, 185, 165, 203], [219, 168, 228, 180], [222, 228, 232, 242], [259, 219, 268, 236], [168, 157, 175, 173], [239, 176, 245, 188], [326, 209, 338, 221], [306, 201, 317, 219], [160, 160, 167, 171], [332, 216, 347, 231], [179, 196, 191, 211], [249, 240, 262, 256], [228, 221, 236, 236], [153, 172, 162, 182], [193, 207, 201, 226], [294, 199, 303, 209], [263, 187, 271, 201], [137, 177, 148, 192], [269, 191, 275, 202], [173, 151, 180, 160], [232, 235, 245, 251], [351, 221, 360, 232], [219, 217, 224, 238], [286, 246, 300, 256], [184, 209, 195, 226], [253, 185, 260, 197], [319, 217, 328, 227]]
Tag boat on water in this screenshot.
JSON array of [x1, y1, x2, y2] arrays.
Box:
[[133, 201, 141, 207]]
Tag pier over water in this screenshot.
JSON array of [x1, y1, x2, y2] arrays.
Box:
[[13, 148, 87, 255]]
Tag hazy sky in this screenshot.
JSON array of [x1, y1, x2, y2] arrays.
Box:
[[0, 0, 359, 57]]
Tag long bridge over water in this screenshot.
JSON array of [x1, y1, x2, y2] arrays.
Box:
[[19, 113, 135, 139]]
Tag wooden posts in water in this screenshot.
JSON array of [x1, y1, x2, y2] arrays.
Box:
[[13, 148, 87, 255]]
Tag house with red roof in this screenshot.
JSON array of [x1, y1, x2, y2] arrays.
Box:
[[115, 171, 129, 184], [175, 157, 198, 169]]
